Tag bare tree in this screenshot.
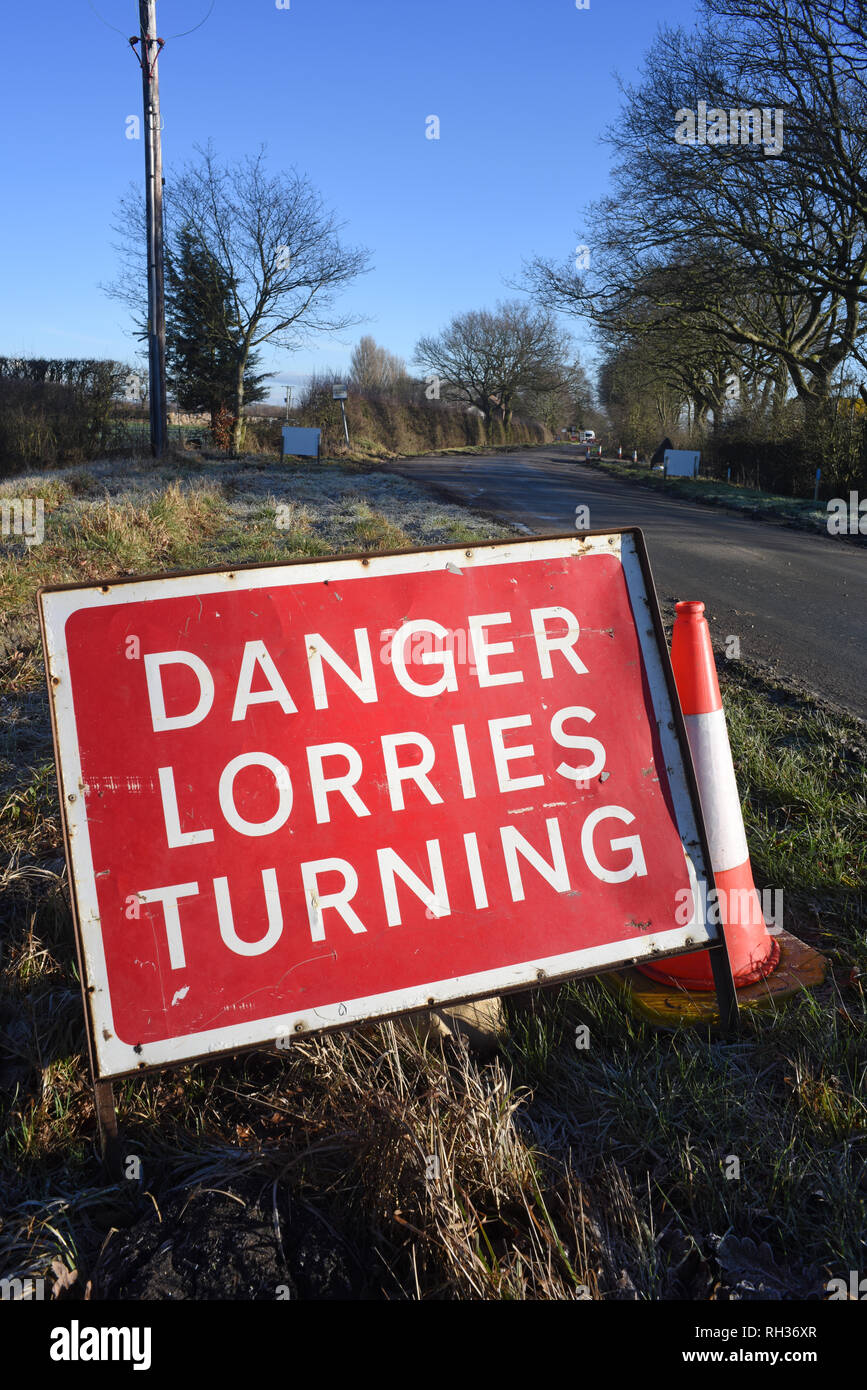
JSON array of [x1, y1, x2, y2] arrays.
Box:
[[599, 343, 689, 450], [106, 144, 371, 453], [591, 257, 787, 434], [348, 335, 409, 395], [522, 361, 595, 436], [415, 301, 572, 439], [523, 0, 867, 417]]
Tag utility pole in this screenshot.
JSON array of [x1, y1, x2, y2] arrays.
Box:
[[134, 2, 167, 457]]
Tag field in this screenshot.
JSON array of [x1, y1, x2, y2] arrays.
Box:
[[1, 454, 864, 1300]]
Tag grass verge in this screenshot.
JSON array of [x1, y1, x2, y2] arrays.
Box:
[[576, 452, 858, 540], [0, 459, 863, 1300]]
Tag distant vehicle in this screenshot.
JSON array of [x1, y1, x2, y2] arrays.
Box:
[[580, 430, 596, 443]]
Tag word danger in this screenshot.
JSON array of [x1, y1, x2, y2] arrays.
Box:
[[137, 606, 648, 962]]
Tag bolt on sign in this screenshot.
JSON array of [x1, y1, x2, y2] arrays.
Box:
[[39, 532, 731, 1084]]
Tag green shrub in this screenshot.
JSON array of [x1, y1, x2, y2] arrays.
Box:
[[0, 359, 132, 473]]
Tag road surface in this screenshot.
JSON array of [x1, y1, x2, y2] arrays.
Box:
[[388, 445, 866, 721]]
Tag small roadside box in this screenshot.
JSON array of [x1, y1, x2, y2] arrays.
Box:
[[281, 427, 321, 461], [663, 449, 700, 478]]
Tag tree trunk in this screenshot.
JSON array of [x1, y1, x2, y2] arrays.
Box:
[[231, 350, 248, 456], [480, 397, 494, 444]]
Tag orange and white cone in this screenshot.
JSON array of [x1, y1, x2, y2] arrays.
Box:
[[639, 600, 780, 990]]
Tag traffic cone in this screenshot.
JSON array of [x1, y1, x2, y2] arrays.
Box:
[[639, 601, 781, 989]]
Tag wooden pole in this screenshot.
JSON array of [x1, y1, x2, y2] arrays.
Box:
[[139, 1, 167, 458], [93, 1080, 123, 1176]]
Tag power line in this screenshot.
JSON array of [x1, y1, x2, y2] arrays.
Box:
[[86, 0, 128, 36], [87, 0, 216, 42], [163, 0, 215, 40]]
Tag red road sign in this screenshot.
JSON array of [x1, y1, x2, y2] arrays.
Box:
[[40, 532, 721, 1080]]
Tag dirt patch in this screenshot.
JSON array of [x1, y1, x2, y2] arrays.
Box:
[[93, 1179, 363, 1301]]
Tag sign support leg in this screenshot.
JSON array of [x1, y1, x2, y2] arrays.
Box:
[[709, 938, 740, 1036], [94, 1080, 122, 1174]]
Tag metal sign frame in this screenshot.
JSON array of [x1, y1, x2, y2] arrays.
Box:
[[38, 529, 738, 1135]]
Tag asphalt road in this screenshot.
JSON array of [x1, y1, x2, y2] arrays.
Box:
[[388, 445, 866, 721]]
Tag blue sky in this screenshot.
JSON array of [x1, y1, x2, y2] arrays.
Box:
[[1, 0, 698, 399]]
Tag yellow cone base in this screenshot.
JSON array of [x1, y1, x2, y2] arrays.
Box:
[[605, 929, 827, 1028]]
